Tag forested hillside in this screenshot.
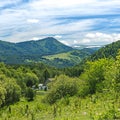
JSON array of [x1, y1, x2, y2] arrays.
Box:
[[0, 37, 73, 64], [42, 48, 96, 67], [89, 40, 120, 60]]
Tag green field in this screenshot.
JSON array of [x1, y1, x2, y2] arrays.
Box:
[[43, 51, 82, 62], [43, 52, 72, 60], [0, 91, 120, 120]]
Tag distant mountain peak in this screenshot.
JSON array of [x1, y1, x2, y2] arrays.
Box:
[[40, 37, 57, 41], [0, 37, 73, 64]]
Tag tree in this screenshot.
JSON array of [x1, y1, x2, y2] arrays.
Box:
[[43, 69, 50, 84], [4, 78, 21, 105], [81, 59, 112, 94], [45, 75, 78, 104], [0, 83, 6, 107], [25, 87, 35, 101], [105, 50, 120, 93], [25, 72, 39, 87]]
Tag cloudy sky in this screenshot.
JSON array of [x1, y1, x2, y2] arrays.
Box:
[[0, 0, 120, 46]]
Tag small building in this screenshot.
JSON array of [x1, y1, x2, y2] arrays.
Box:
[[32, 83, 48, 91], [38, 84, 48, 91]]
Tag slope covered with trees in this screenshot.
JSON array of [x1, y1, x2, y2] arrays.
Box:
[[42, 48, 96, 68], [89, 40, 120, 61], [0, 37, 73, 64]]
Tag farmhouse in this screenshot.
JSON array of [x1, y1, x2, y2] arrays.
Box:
[[32, 84, 47, 91]]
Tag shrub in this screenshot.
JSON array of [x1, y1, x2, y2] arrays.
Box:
[[25, 87, 35, 101], [45, 75, 78, 104], [4, 78, 21, 105]]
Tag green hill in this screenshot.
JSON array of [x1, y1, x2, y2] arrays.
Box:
[[89, 40, 120, 61], [0, 37, 73, 64]]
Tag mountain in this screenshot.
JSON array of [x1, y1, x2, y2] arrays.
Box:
[[89, 40, 120, 61], [0, 37, 73, 64], [16, 37, 73, 55]]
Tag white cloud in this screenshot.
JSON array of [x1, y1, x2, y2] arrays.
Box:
[[32, 37, 40, 40], [0, 0, 120, 45], [27, 19, 39, 23], [82, 39, 91, 44], [60, 40, 70, 46], [0, 0, 21, 7], [72, 32, 120, 45], [29, 0, 96, 8], [86, 33, 96, 38], [73, 40, 78, 44], [54, 35, 62, 39]]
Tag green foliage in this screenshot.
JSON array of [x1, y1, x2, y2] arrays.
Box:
[[25, 87, 35, 101], [45, 75, 79, 104], [42, 69, 50, 84], [0, 62, 62, 107], [0, 92, 120, 120], [0, 83, 6, 107], [104, 50, 120, 93], [98, 108, 120, 120], [25, 72, 39, 87], [63, 65, 83, 77], [80, 58, 112, 94], [89, 40, 120, 61], [3, 78, 21, 105]]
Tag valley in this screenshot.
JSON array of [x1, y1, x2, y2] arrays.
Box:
[[0, 39, 120, 120]]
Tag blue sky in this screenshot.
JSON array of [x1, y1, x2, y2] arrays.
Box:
[[0, 0, 120, 45]]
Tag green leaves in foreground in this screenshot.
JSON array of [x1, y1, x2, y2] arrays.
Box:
[[0, 75, 21, 107]]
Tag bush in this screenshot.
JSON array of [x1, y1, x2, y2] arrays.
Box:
[[45, 75, 78, 104], [4, 78, 21, 105], [25, 87, 35, 101], [80, 59, 112, 94]]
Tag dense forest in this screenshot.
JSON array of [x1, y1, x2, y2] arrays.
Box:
[[0, 41, 120, 120], [89, 40, 120, 60]]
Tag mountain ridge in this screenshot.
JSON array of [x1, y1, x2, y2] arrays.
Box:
[[0, 37, 73, 64], [88, 40, 120, 61]]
